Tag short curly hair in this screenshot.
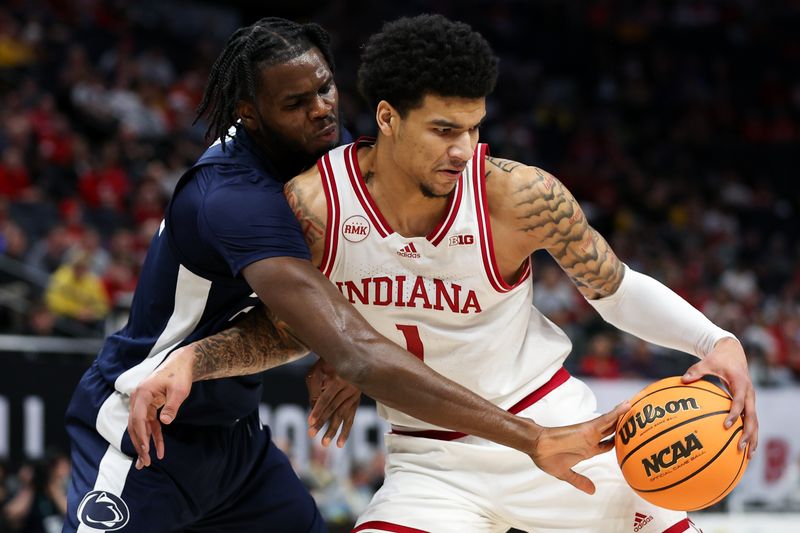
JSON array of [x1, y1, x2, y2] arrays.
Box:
[[357, 14, 498, 116]]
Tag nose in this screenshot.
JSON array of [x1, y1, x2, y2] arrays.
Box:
[[448, 131, 475, 163], [309, 94, 333, 120]]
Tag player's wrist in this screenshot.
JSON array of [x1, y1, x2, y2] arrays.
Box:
[[167, 344, 202, 381], [505, 415, 543, 453]]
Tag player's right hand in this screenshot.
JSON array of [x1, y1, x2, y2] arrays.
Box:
[[128, 346, 194, 469], [528, 401, 630, 495]]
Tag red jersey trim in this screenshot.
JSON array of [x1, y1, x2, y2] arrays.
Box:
[[344, 137, 467, 244], [345, 139, 392, 238], [352, 521, 429, 533], [472, 145, 532, 293], [318, 154, 340, 278], [426, 169, 464, 246], [663, 518, 691, 533], [391, 367, 570, 441]]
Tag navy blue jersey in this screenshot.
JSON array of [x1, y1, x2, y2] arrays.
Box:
[[64, 124, 348, 532], [90, 125, 352, 427]]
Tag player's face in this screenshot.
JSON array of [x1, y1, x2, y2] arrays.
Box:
[[249, 48, 340, 164], [392, 95, 484, 198]]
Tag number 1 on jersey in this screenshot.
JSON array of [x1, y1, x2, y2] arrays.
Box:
[[396, 324, 424, 361]]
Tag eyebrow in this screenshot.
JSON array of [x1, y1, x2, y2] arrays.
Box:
[[281, 76, 333, 103], [430, 116, 486, 129]]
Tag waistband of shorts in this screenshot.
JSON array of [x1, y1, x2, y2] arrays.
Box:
[[391, 366, 570, 441]]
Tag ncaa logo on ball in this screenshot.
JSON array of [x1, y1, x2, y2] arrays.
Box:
[[342, 215, 370, 243], [77, 490, 130, 531], [642, 432, 704, 477]]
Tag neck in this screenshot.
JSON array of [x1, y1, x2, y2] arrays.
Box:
[[243, 125, 315, 181], [359, 138, 451, 237]]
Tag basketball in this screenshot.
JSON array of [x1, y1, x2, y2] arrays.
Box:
[[615, 376, 749, 511]]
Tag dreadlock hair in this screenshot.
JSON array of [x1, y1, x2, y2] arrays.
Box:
[[357, 14, 498, 117], [195, 17, 335, 147]]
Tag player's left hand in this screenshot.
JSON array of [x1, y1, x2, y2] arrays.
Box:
[[306, 359, 361, 447], [128, 345, 194, 469], [681, 337, 758, 456]]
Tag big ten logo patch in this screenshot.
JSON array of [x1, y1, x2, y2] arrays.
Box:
[[448, 234, 474, 246], [342, 215, 370, 243]]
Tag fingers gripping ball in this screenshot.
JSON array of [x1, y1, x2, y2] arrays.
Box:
[[615, 377, 749, 511]]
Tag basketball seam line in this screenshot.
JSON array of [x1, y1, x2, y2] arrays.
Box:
[[685, 441, 748, 510], [619, 410, 729, 468], [631, 426, 743, 494]]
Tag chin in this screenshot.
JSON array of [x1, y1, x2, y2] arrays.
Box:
[[310, 137, 339, 158], [420, 184, 456, 199]]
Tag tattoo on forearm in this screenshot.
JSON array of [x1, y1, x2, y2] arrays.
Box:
[[192, 306, 309, 380], [285, 181, 326, 247], [512, 167, 624, 299]]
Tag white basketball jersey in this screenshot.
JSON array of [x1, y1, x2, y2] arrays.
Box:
[[318, 140, 573, 431]]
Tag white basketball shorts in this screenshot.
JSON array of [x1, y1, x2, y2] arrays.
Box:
[[353, 376, 695, 533]]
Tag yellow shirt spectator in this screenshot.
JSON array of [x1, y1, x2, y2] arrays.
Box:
[[45, 255, 110, 323]]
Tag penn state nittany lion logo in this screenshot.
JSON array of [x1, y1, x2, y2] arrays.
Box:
[[77, 490, 130, 531]]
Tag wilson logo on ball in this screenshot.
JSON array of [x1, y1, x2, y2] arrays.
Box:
[[642, 433, 704, 476], [618, 397, 700, 445]]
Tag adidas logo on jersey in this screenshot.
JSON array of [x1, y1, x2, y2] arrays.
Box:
[[397, 242, 421, 259], [633, 512, 653, 532]]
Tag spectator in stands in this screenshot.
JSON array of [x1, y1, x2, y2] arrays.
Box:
[[579, 332, 622, 379], [0, 147, 33, 200], [44, 251, 109, 332], [25, 225, 70, 275]]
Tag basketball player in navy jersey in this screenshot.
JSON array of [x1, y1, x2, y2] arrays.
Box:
[[180, 15, 759, 532], [64, 17, 630, 533]]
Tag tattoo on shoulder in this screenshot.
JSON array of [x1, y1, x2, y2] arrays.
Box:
[[486, 156, 524, 174], [284, 181, 326, 247]]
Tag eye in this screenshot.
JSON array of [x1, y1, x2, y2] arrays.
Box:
[[319, 81, 334, 95], [435, 128, 451, 135]]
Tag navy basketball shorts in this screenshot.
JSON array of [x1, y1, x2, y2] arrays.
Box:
[[63, 365, 325, 532]]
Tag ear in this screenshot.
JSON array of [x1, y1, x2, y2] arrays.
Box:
[[375, 100, 397, 137], [236, 100, 259, 131]]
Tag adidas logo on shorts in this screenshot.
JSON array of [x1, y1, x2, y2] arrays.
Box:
[[633, 512, 653, 532]]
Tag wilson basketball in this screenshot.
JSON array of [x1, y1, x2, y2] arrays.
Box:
[[615, 376, 749, 511]]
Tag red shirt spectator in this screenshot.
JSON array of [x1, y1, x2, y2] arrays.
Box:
[[78, 144, 130, 212], [0, 147, 31, 199]]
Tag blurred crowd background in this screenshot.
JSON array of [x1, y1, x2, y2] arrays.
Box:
[[1, 0, 799, 531]]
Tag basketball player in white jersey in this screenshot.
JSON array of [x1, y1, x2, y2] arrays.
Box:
[[277, 15, 759, 533], [167, 14, 758, 532]]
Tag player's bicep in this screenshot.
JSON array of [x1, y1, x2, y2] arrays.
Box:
[[508, 167, 624, 299], [284, 173, 328, 267], [550, 223, 624, 300]]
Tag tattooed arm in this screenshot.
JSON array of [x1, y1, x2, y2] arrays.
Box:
[[485, 156, 623, 299], [191, 305, 309, 381], [487, 155, 758, 453]]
